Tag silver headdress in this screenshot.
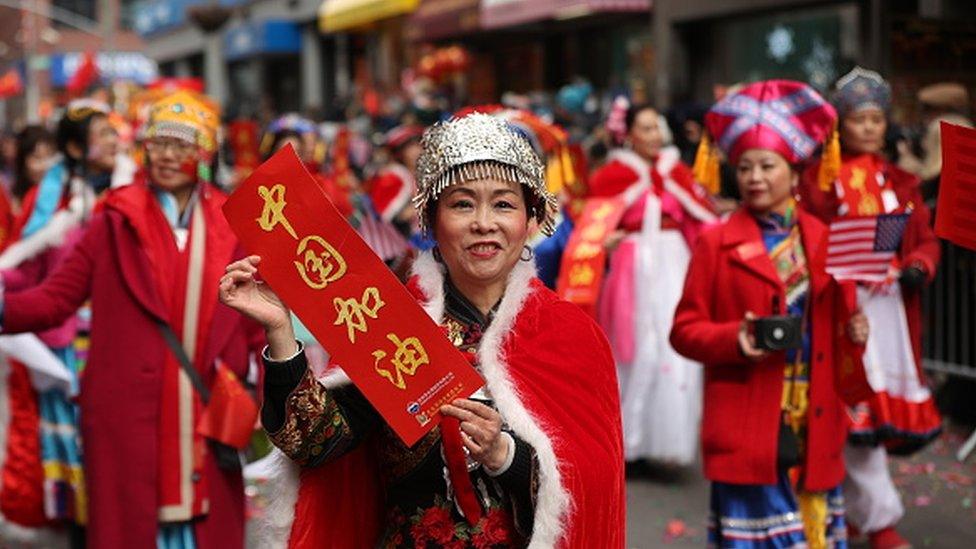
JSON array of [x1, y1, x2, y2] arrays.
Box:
[[413, 113, 558, 236]]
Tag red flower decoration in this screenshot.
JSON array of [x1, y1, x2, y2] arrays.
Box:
[[411, 506, 456, 546], [473, 509, 515, 548]]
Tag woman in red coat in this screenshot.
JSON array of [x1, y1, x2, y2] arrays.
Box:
[[799, 67, 941, 549], [0, 91, 260, 548], [671, 80, 867, 548]]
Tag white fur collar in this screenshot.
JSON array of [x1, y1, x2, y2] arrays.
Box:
[[409, 252, 570, 548], [609, 146, 716, 223]]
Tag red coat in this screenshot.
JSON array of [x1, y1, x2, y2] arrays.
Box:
[[670, 208, 851, 490], [800, 158, 940, 371], [3, 187, 261, 548]]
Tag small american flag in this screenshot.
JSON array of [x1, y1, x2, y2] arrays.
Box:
[[826, 213, 910, 282], [357, 213, 410, 262]]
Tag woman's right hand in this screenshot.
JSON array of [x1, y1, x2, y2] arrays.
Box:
[[738, 311, 768, 362], [220, 256, 298, 359], [219, 256, 290, 329]]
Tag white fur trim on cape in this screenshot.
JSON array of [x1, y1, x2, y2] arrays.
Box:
[[410, 252, 570, 548], [606, 148, 651, 208], [252, 366, 356, 549], [257, 252, 570, 548], [609, 147, 716, 224]]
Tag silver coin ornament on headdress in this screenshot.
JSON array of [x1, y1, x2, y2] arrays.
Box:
[[413, 113, 558, 236]]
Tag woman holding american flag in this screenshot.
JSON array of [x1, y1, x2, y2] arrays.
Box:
[[799, 67, 943, 549]]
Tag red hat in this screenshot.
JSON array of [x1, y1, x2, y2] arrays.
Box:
[[705, 80, 836, 165]]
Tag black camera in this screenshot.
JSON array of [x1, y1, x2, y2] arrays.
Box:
[[751, 315, 803, 351]]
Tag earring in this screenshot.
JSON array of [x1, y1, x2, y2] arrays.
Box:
[[520, 245, 534, 262]]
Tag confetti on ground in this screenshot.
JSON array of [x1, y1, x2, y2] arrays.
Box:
[[663, 518, 688, 542], [914, 495, 932, 507]]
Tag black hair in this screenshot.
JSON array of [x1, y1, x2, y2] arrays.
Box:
[[265, 129, 303, 161], [624, 102, 658, 133], [57, 109, 106, 179], [13, 125, 56, 200], [424, 176, 542, 236]]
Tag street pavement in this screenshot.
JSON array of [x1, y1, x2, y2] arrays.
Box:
[[625, 425, 976, 548]]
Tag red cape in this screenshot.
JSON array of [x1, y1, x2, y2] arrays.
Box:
[[260, 254, 625, 548]]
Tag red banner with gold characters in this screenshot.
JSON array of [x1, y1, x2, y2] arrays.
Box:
[[228, 120, 262, 176], [556, 197, 625, 316], [222, 145, 484, 446]]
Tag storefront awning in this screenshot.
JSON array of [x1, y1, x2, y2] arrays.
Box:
[[224, 20, 302, 62], [407, 0, 480, 42], [319, 0, 421, 33], [481, 0, 650, 30], [50, 52, 158, 87]]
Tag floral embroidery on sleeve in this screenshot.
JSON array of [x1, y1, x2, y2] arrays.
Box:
[[266, 368, 354, 467]]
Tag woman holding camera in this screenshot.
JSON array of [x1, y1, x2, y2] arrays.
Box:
[[670, 80, 867, 548]]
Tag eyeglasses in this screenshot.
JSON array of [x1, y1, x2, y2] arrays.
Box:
[[145, 138, 197, 160]]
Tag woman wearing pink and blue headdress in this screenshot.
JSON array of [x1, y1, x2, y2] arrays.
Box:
[[672, 80, 868, 548]]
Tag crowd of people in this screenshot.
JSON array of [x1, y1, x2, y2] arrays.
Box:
[[0, 67, 970, 549]]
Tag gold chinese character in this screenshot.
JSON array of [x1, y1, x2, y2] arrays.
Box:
[[568, 263, 596, 286], [257, 184, 298, 239], [857, 194, 880, 216], [372, 334, 430, 390], [592, 202, 615, 221], [581, 224, 607, 242], [333, 287, 385, 343], [294, 235, 347, 289], [848, 167, 867, 193], [572, 242, 603, 260]]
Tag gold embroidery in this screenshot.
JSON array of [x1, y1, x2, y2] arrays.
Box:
[[267, 369, 353, 467]]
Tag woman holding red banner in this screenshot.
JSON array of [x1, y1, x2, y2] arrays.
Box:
[[0, 91, 260, 549], [799, 67, 942, 549], [670, 80, 868, 548], [220, 113, 625, 548], [588, 100, 716, 466]]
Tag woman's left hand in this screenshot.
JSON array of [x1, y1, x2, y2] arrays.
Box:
[[440, 399, 508, 471], [847, 311, 870, 345]]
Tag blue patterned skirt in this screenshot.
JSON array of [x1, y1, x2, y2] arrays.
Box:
[[708, 473, 847, 548]]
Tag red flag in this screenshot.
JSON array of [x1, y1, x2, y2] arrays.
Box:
[[936, 121, 976, 251], [67, 52, 99, 95], [0, 69, 23, 99], [196, 362, 259, 449]]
